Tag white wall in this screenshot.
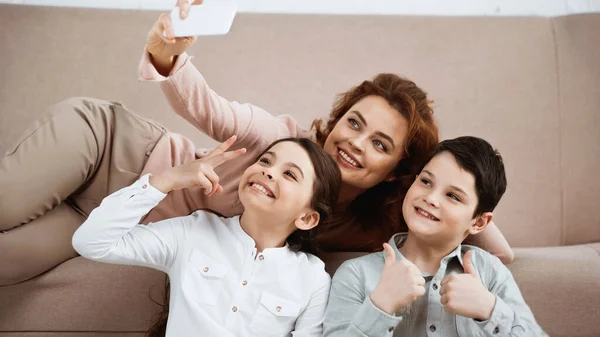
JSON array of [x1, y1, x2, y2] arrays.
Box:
[[1, 0, 600, 16]]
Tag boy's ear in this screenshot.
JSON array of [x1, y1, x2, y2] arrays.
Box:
[[294, 210, 320, 231], [467, 212, 494, 235]]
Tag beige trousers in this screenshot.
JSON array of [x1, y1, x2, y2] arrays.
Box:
[[0, 97, 166, 286]]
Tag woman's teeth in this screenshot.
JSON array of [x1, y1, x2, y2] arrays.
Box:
[[339, 150, 359, 167]]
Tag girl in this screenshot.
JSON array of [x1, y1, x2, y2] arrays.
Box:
[[72, 136, 342, 336]]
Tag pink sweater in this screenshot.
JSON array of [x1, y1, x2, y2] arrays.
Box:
[[135, 50, 512, 257], [138, 50, 311, 225]]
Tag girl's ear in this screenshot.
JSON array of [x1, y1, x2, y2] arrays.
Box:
[[294, 211, 320, 231]]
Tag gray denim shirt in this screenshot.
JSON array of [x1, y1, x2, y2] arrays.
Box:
[[323, 233, 548, 337]]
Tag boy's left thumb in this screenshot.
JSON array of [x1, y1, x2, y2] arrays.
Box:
[[463, 250, 477, 276]]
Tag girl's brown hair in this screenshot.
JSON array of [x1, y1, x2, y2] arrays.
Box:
[[312, 73, 439, 248], [147, 138, 341, 337]]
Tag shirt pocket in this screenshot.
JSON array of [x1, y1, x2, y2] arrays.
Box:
[[182, 249, 229, 306], [249, 292, 302, 337]]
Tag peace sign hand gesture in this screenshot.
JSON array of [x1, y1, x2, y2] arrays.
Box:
[[149, 135, 246, 195]]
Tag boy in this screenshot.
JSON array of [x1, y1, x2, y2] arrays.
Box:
[[323, 136, 547, 336]]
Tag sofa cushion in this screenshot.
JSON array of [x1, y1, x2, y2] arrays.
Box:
[[509, 245, 600, 337], [0, 257, 164, 332]]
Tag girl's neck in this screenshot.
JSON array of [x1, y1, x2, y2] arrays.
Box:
[[239, 210, 292, 253]]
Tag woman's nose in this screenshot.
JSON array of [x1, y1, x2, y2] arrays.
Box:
[[349, 136, 366, 153]]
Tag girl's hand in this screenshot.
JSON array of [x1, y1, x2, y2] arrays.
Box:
[[150, 135, 246, 195]]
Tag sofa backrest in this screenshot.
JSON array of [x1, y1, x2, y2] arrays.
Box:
[[0, 5, 598, 247]]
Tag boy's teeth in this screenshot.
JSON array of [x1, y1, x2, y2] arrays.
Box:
[[418, 208, 437, 220], [339, 150, 359, 167]]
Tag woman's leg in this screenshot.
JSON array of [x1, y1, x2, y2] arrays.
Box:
[[0, 203, 84, 286], [0, 97, 165, 285]]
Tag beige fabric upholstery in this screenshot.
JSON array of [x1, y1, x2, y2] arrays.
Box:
[[554, 14, 600, 245], [0, 258, 164, 332], [0, 4, 598, 337]]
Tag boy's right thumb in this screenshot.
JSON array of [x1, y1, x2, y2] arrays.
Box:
[[383, 243, 396, 266]]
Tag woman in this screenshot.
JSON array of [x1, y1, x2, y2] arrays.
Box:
[[0, 3, 512, 286]]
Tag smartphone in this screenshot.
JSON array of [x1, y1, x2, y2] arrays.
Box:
[[170, 0, 238, 37]]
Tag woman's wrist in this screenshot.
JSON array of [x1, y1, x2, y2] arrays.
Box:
[[149, 52, 177, 77]]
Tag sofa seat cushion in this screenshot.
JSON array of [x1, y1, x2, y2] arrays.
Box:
[[0, 257, 164, 332]]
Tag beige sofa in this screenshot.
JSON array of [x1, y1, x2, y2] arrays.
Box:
[[1, 4, 599, 337]]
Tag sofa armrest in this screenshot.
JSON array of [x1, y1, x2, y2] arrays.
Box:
[[509, 244, 600, 337]]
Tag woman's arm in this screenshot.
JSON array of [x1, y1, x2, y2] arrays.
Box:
[[464, 221, 514, 264], [146, 51, 309, 146], [140, 13, 310, 150]]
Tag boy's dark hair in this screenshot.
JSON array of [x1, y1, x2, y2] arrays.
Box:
[[432, 136, 507, 217]]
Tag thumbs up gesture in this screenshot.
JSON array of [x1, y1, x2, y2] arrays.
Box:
[[440, 250, 496, 320], [369, 243, 427, 315]]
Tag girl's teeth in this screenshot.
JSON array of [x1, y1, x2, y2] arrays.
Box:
[[251, 183, 271, 197]]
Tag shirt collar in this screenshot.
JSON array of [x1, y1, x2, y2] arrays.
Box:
[[230, 216, 294, 259], [388, 233, 464, 267]]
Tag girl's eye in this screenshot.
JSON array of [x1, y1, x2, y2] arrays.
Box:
[[447, 193, 461, 202], [348, 118, 360, 129], [420, 178, 432, 186], [284, 170, 297, 181], [259, 157, 270, 165], [373, 139, 387, 152]]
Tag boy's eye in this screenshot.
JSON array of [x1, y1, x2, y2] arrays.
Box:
[[259, 157, 270, 165], [447, 193, 461, 202], [420, 178, 432, 186], [373, 139, 387, 152], [284, 170, 298, 181], [348, 118, 360, 129]]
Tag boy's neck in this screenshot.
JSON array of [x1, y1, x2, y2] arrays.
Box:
[[239, 210, 292, 253], [399, 232, 461, 275]]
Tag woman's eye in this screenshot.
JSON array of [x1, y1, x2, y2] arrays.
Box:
[[448, 193, 461, 202], [348, 118, 360, 129], [373, 139, 387, 152], [420, 178, 432, 186], [284, 171, 297, 181], [259, 157, 270, 165]]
